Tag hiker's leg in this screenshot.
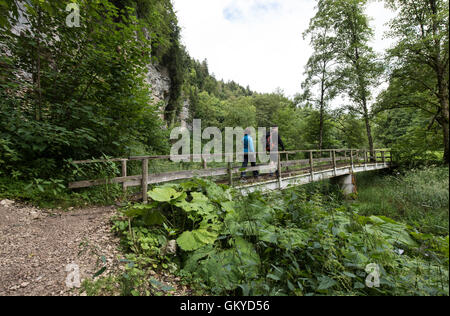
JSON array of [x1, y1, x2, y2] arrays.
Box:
[[241, 153, 249, 178], [269, 152, 277, 177], [249, 152, 258, 177], [252, 161, 259, 177]]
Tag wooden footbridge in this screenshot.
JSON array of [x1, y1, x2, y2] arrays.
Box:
[[68, 149, 392, 201]]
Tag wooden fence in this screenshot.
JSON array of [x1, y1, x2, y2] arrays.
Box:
[[68, 149, 392, 203]]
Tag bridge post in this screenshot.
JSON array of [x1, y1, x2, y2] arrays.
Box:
[[364, 150, 368, 170], [350, 150, 354, 173], [142, 159, 148, 204], [332, 173, 357, 196], [121, 160, 127, 194], [277, 153, 282, 189], [332, 150, 337, 176], [374, 150, 378, 168], [309, 151, 314, 182], [285, 153, 289, 173], [227, 162, 233, 186]]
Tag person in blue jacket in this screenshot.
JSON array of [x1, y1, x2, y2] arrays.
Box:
[[241, 128, 259, 179]]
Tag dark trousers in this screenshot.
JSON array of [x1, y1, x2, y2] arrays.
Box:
[[241, 153, 259, 178], [269, 152, 280, 177]]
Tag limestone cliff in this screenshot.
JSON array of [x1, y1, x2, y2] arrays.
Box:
[[146, 63, 171, 120]]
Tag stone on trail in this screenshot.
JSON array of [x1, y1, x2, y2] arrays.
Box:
[[0, 199, 14, 207]]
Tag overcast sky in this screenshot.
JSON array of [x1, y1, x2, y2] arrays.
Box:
[[172, 0, 397, 99]]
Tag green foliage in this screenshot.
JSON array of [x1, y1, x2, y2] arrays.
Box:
[[377, 0, 449, 163], [0, 176, 68, 208], [354, 167, 449, 236], [300, 1, 342, 149], [185, 58, 252, 104], [177, 229, 218, 252], [0, 0, 170, 179], [111, 170, 448, 296], [333, 111, 367, 148], [301, 0, 383, 155], [0, 138, 19, 175]]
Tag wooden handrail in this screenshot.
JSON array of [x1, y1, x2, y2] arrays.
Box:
[[68, 148, 392, 201], [71, 149, 391, 165]]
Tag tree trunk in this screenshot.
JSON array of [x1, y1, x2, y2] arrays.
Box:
[[35, 8, 42, 121], [319, 81, 325, 150], [443, 118, 449, 164], [430, 0, 449, 163], [362, 101, 375, 162], [319, 66, 326, 150], [440, 91, 449, 164], [352, 42, 375, 160], [319, 104, 324, 150]]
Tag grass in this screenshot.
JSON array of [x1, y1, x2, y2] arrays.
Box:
[[74, 166, 449, 296], [351, 166, 449, 236], [0, 176, 126, 209]]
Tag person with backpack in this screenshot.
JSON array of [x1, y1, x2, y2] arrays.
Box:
[[241, 128, 259, 180], [265, 126, 285, 177]]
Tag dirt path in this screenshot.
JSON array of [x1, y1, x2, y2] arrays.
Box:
[[0, 199, 193, 296], [0, 199, 123, 296]]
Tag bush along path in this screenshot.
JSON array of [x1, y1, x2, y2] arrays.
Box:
[[0, 200, 190, 296], [110, 177, 448, 296], [1, 168, 448, 296]]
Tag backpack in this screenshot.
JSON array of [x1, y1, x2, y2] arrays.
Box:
[[266, 133, 272, 152], [244, 135, 250, 152]]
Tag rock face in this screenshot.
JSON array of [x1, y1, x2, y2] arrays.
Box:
[[10, 5, 190, 127], [145, 64, 191, 127], [179, 98, 191, 129], [147, 64, 192, 129], [146, 63, 171, 119]]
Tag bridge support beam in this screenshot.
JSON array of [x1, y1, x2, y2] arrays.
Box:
[[332, 174, 357, 196]]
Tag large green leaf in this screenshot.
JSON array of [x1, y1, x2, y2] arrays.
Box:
[[182, 237, 260, 291], [277, 228, 310, 249], [205, 183, 232, 203], [148, 187, 184, 202], [175, 193, 216, 220], [366, 216, 418, 248], [220, 201, 235, 213], [143, 209, 165, 226], [191, 192, 209, 201], [122, 203, 156, 218], [176, 229, 219, 251], [317, 276, 337, 291], [183, 245, 214, 272]]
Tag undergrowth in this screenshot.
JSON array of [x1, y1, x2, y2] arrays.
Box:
[[354, 166, 449, 236], [0, 157, 133, 208], [96, 168, 449, 296], [0, 176, 126, 209]]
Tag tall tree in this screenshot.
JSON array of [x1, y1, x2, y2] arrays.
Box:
[[301, 1, 341, 149], [337, 0, 382, 160], [317, 0, 382, 159], [378, 0, 449, 163], [0, 0, 169, 174]]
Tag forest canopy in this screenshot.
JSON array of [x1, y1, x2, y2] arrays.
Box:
[[0, 0, 448, 182]]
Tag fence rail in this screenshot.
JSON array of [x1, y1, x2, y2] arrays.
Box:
[[68, 149, 392, 202]]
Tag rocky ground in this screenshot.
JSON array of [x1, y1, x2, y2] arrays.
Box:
[[0, 199, 190, 296]]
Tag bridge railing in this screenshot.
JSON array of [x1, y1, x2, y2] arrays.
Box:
[[68, 149, 391, 202]]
